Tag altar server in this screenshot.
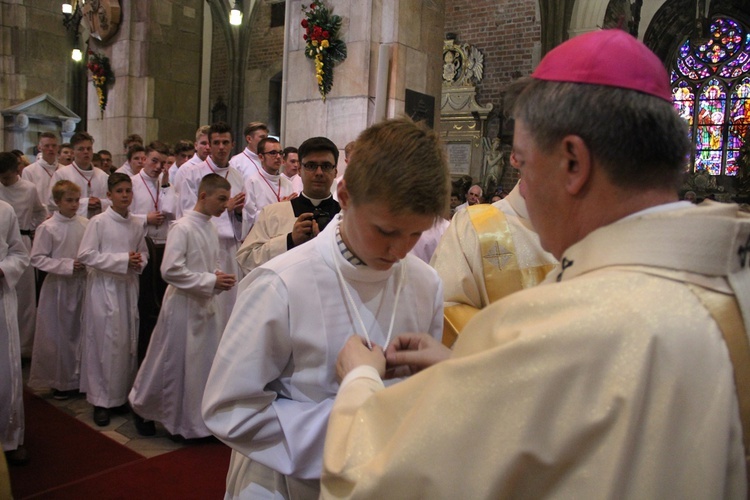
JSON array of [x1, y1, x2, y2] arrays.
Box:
[[202, 117, 449, 499], [0, 199, 30, 465], [78, 173, 148, 427], [28, 181, 88, 399], [129, 173, 236, 438]]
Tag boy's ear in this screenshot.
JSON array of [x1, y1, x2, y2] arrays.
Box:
[[337, 179, 349, 209]]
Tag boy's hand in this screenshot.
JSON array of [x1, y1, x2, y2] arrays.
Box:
[[128, 251, 142, 270], [73, 259, 85, 272], [88, 197, 101, 210], [214, 271, 236, 291], [336, 336, 386, 382], [281, 193, 298, 202], [147, 211, 165, 226], [226, 193, 245, 214]]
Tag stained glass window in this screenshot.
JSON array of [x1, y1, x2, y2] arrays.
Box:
[[671, 17, 750, 177]]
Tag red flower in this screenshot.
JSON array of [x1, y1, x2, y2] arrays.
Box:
[[322, 30, 329, 39], [303, 34, 308, 40], [310, 2, 317, 8], [301, 18, 308, 28]]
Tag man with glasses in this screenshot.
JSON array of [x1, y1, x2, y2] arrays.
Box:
[[242, 137, 296, 238], [237, 137, 341, 273]]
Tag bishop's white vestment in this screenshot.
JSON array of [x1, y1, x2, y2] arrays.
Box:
[[0, 201, 29, 451], [202, 216, 444, 499], [321, 202, 750, 499], [28, 212, 88, 392], [129, 210, 227, 438], [78, 208, 148, 408]]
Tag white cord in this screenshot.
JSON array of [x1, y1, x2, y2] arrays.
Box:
[[332, 238, 406, 350]]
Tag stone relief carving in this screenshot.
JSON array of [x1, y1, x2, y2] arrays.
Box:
[[442, 40, 485, 87], [440, 38, 493, 183]]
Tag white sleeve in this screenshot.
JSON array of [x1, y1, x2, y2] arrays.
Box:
[[202, 270, 333, 479]]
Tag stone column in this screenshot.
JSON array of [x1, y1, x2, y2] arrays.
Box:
[[86, 0, 204, 164], [282, 0, 445, 172]]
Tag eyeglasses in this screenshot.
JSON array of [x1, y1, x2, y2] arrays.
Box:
[[260, 150, 282, 156], [302, 162, 336, 172]]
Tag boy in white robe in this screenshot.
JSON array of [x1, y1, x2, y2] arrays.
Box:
[[175, 122, 244, 321], [78, 173, 148, 427], [129, 174, 236, 438], [22, 132, 60, 206], [0, 198, 30, 466], [202, 118, 450, 499], [129, 141, 176, 363], [28, 181, 88, 399], [49, 132, 110, 218], [241, 137, 295, 238], [0, 153, 48, 358]]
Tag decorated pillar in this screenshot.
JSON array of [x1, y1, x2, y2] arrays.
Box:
[[282, 0, 445, 171], [84, 0, 204, 164]]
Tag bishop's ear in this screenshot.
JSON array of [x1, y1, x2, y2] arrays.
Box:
[[561, 135, 591, 196]]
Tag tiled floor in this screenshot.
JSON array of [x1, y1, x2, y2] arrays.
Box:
[[24, 363, 187, 458]]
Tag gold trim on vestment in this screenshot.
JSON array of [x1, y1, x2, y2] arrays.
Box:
[[688, 284, 750, 489], [441, 205, 554, 345]]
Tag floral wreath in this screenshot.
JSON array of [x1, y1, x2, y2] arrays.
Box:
[[87, 50, 115, 115], [301, 1, 347, 101]]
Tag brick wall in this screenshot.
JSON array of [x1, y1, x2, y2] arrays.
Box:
[[246, 1, 285, 71], [444, 0, 541, 191]]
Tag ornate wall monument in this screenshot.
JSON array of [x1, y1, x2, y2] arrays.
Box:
[[1, 94, 80, 156], [440, 37, 493, 182]]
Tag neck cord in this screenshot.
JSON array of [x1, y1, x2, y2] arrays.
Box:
[[206, 157, 229, 178], [254, 163, 282, 202], [72, 163, 93, 194], [331, 226, 406, 350], [139, 171, 159, 211]]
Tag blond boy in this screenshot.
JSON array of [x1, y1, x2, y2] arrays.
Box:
[[202, 118, 449, 499], [28, 181, 88, 399]]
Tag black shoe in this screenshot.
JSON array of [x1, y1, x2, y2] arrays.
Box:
[[133, 414, 156, 436], [93, 406, 110, 427], [111, 403, 130, 415], [5, 446, 29, 466], [52, 389, 75, 400], [184, 435, 219, 445], [168, 433, 185, 443]]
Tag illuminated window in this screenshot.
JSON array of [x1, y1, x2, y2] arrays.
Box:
[[671, 17, 750, 177]]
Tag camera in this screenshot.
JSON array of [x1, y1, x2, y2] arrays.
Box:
[[312, 208, 332, 230]]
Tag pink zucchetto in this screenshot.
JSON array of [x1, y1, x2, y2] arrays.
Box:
[[531, 29, 673, 102]]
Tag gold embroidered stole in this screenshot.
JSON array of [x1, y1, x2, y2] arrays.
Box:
[[443, 205, 555, 346], [689, 284, 750, 491]]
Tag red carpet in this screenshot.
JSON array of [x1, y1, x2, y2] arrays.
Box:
[[10, 391, 231, 499], [35, 441, 231, 499], [10, 391, 143, 498]]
